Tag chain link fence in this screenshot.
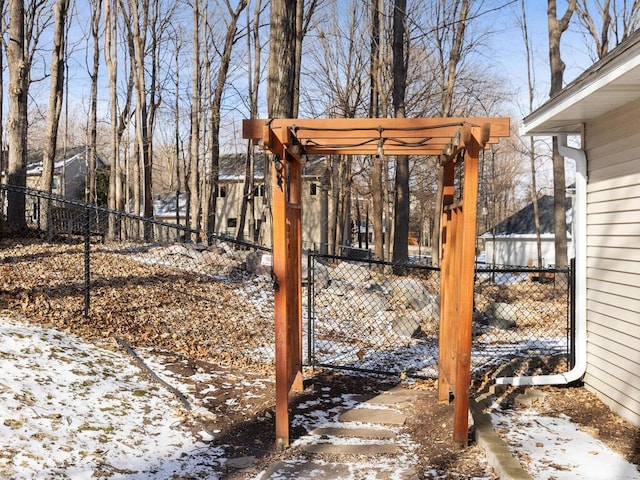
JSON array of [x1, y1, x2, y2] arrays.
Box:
[[1, 184, 572, 379], [307, 253, 572, 379], [0, 184, 276, 371]]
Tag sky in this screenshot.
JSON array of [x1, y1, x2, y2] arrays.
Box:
[[4, 0, 610, 158]]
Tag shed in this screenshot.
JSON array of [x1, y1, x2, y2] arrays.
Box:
[[481, 195, 572, 267], [518, 29, 640, 427]]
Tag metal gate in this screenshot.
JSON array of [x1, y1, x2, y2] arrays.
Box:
[[306, 252, 572, 379]]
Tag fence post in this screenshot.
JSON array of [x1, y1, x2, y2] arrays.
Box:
[[307, 252, 313, 366], [84, 203, 90, 317]]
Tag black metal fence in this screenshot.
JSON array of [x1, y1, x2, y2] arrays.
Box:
[[1, 184, 572, 379], [0, 184, 275, 370], [307, 253, 572, 379]]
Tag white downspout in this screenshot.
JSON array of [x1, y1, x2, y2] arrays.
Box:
[[496, 133, 587, 386]]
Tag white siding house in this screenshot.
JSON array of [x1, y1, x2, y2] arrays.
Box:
[[481, 195, 572, 267], [521, 29, 640, 426]]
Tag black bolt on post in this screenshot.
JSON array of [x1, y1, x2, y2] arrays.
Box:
[[84, 203, 91, 317]]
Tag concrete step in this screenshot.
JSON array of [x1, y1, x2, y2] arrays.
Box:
[[310, 426, 396, 439], [301, 442, 401, 455], [338, 407, 407, 425]]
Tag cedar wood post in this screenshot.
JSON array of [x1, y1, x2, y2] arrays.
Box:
[[437, 126, 482, 447], [270, 128, 304, 449]]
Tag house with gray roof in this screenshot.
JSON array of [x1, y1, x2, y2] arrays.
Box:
[[503, 28, 640, 427], [481, 194, 573, 267], [155, 153, 325, 246]]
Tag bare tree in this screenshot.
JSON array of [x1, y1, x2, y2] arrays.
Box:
[[237, 0, 264, 243], [6, 0, 28, 229], [548, 0, 577, 269], [87, 0, 102, 204], [127, 0, 154, 238], [370, 0, 384, 262], [204, 0, 248, 235], [39, 0, 69, 213], [519, 0, 542, 268], [392, 0, 409, 271], [430, 0, 470, 266], [576, 0, 640, 60], [189, 0, 201, 238]]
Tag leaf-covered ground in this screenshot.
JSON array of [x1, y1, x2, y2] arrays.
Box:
[[0, 238, 275, 370]]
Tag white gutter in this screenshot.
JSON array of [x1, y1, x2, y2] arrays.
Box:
[[496, 133, 587, 386]]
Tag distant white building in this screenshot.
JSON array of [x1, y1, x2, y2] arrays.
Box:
[[480, 195, 572, 267]]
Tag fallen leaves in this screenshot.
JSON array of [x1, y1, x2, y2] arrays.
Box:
[[0, 238, 275, 373]]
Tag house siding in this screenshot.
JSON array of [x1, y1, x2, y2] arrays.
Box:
[[213, 178, 321, 247], [584, 96, 640, 426]]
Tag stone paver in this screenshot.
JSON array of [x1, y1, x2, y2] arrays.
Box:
[[259, 460, 351, 479], [301, 443, 401, 455], [310, 426, 396, 439], [339, 407, 407, 425]]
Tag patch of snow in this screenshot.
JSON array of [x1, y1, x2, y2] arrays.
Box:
[[491, 407, 640, 479], [0, 316, 226, 479]]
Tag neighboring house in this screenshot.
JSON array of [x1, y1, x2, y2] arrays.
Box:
[[25, 146, 107, 200], [154, 192, 188, 224], [154, 153, 324, 246], [481, 195, 573, 267], [521, 29, 640, 426]]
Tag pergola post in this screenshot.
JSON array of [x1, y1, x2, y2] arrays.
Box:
[[437, 127, 482, 448], [271, 141, 304, 449]]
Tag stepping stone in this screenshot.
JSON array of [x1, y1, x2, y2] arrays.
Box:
[[310, 426, 396, 439], [385, 386, 434, 398], [339, 408, 406, 425], [225, 456, 257, 470], [301, 443, 401, 455], [259, 460, 350, 479], [365, 394, 416, 405]]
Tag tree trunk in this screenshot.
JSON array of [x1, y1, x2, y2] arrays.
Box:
[[370, 0, 384, 263], [87, 0, 101, 204], [129, 0, 153, 240], [6, 0, 28, 230], [548, 0, 576, 268], [392, 0, 408, 273], [39, 0, 68, 235], [268, 0, 297, 118], [238, 0, 262, 243], [520, 0, 543, 268], [104, 0, 118, 238], [189, 0, 201, 241]]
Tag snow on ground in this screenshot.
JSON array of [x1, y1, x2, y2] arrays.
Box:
[[490, 406, 640, 480], [0, 315, 225, 479]]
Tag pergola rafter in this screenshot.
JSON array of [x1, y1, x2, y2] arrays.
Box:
[[242, 116, 510, 449]]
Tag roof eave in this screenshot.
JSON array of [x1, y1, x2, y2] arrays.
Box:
[[522, 32, 640, 136]]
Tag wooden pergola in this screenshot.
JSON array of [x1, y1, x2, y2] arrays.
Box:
[[242, 117, 510, 448]]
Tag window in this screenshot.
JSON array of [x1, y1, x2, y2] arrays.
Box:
[[253, 184, 264, 197], [218, 185, 227, 198], [310, 183, 318, 196], [227, 217, 237, 229]]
